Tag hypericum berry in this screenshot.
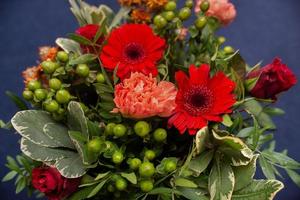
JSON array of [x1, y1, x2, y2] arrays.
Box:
[[87, 137, 103, 153], [218, 36, 226, 45], [140, 180, 154, 192], [56, 51, 69, 62], [129, 158, 142, 170], [164, 1, 177, 11], [105, 123, 116, 135], [49, 78, 62, 90], [163, 11, 175, 21], [178, 7, 191, 21], [153, 128, 167, 142], [224, 46, 235, 54], [164, 160, 177, 173], [113, 124, 127, 137], [195, 16, 207, 29], [55, 89, 71, 104], [27, 80, 42, 91], [44, 100, 59, 113], [96, 73, 105, 83], [34, 89, 47, 101], [22, 90, 33, 100], [112, 151, 124, 164], [134, 121, 151, 138], [41, 61, 59, 74], [115, 178, 127, 191], [144, 150, 156, 161], [76, 64, 90, 77], [200, 0, 210, 12], [139, 162, 155, 178], [185, 0, 194, 8], [154, 15, 167, 29]]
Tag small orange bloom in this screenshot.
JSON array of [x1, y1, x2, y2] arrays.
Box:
[[131, 9, 151, 23], [118, 0, 143, 6], [39, 46, 58, 61], [145, 0, 168, 10], [22, 66, 42, 84]]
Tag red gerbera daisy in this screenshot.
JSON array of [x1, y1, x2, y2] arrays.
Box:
[[100, 24, 166, 79], [168, 64, 236, 135]]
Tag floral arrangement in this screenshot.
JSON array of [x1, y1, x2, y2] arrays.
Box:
[[1, 0, 299, 200]]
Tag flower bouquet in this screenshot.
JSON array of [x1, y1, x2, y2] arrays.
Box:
[[1, 0, 299, 200]]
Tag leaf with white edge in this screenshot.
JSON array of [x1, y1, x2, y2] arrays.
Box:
[[177, 187, 209, 200], [212, 130, 253, 166], [43, 123, 75, 149], [55, 155, 86, 178], [11, 111, 61, 147], [68, 101, 89, 140], [231, 180, 284, 200], [233, 155, 258, 191], [174, 178, 198, 188], [209, 155, 235, 200], [56, 38, 82, 55], [121, 172, 137, 184], [189, 150, 214, 176], [195, 126, 209, 155]]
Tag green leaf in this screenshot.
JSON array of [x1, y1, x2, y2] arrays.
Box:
[[108, 7, 130, 31], [121, 172, 137, 184], [87, 120, 101, 137], [286, 169, 300, 187], [5, 91, 28, 110], [94, 83, 114, 94], [236, 127, 254, 138], [189, 150, 214, 176], [233, 155, 258, 191], [87, 179, 107, 198], [68, 186, 95, 200], [259, 155, 275, 179], [68, 33, 93, 45], [69, 54, 97, 65], [68, 101, 89, 140], [263, 107, 285, 116], [148, 187, 175, 195], [56, 38, 81, 55], [174, 178, 198, 188], [177, 187, 209, 200], [228, 53, 246, 79], [2, 171, 17, 182], [11, 110, 61, 147], [15, 177, 26, 194], [222, 114, 233, 127], [95, 172, 110, 180], [232, 180, 284, 200], [262, 151, 300, 170], [208, 156, 235, 200], [195, 126, 209, 155]]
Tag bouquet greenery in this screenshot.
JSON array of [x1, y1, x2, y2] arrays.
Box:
[[1, 0, 299, 200]]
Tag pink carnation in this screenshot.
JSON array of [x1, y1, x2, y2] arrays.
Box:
[[112, 73, 177, 119], [195, 0, 236, 26]]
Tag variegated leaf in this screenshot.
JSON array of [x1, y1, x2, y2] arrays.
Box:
[[68, 101, 89, 140], [195, 126, 209, 155]]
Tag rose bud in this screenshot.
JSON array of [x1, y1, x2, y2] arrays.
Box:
[[31, 166, 81, 200], [246, 58, 297, 100]]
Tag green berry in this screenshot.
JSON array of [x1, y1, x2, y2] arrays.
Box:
[[164, 1, 177, 11], [139, 162, 155, 178], [153, 128, 167, 142], [218, 36, 226, 45], [163, 11, 175, 21], [185, 0, 194, 8], [27, 80, 42, 91], [179, 7, 191, 21], [224, 46, 235, 54], [113, 124, 127, 137], [96, 73, 105, 83], [145, 150, 156, 161], [134, 121, 151, 138], [164, 160, 177, 173], [195, 16, 207, 29], [23, 90, 33, 100], [44, 100, 59, 113], [76, 64, 90, 77], [55, 89, 71, 104], [112, 151, 124, 164], [140, 180, 154, 192], [41, 61, 59, 74], [200, 1, 210, 12], [105, 123, 116, 135], [154, 15, 167, 29], [34, 89, 47, 101], [49, 78, 62, 90], [129, 158, 142, 170], [87, 137, 103, 153], [115, 178, 127, 191], [56, 51, 69, 62]]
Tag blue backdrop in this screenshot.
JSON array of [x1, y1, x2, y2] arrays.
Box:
[[0, 0, 299, 199]]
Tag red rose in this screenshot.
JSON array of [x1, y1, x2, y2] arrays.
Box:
[[31, 167, 81, 200], [75, 24, 104, 53], [247, 58, 297, 100]]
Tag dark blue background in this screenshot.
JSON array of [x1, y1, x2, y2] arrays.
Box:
[[0, 0, 299, 199]]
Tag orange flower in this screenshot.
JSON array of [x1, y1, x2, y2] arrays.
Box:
[[112, 72, 177, 119], [118, 0, 143, 6], [145, 0, 168, 10], [22, 66, 42, 84], [39, 46, 58, 61], [131, 9, 151, 23]]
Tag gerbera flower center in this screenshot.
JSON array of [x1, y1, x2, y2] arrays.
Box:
[[183, 86, 214, 116], [124, 43, 145, 63]]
